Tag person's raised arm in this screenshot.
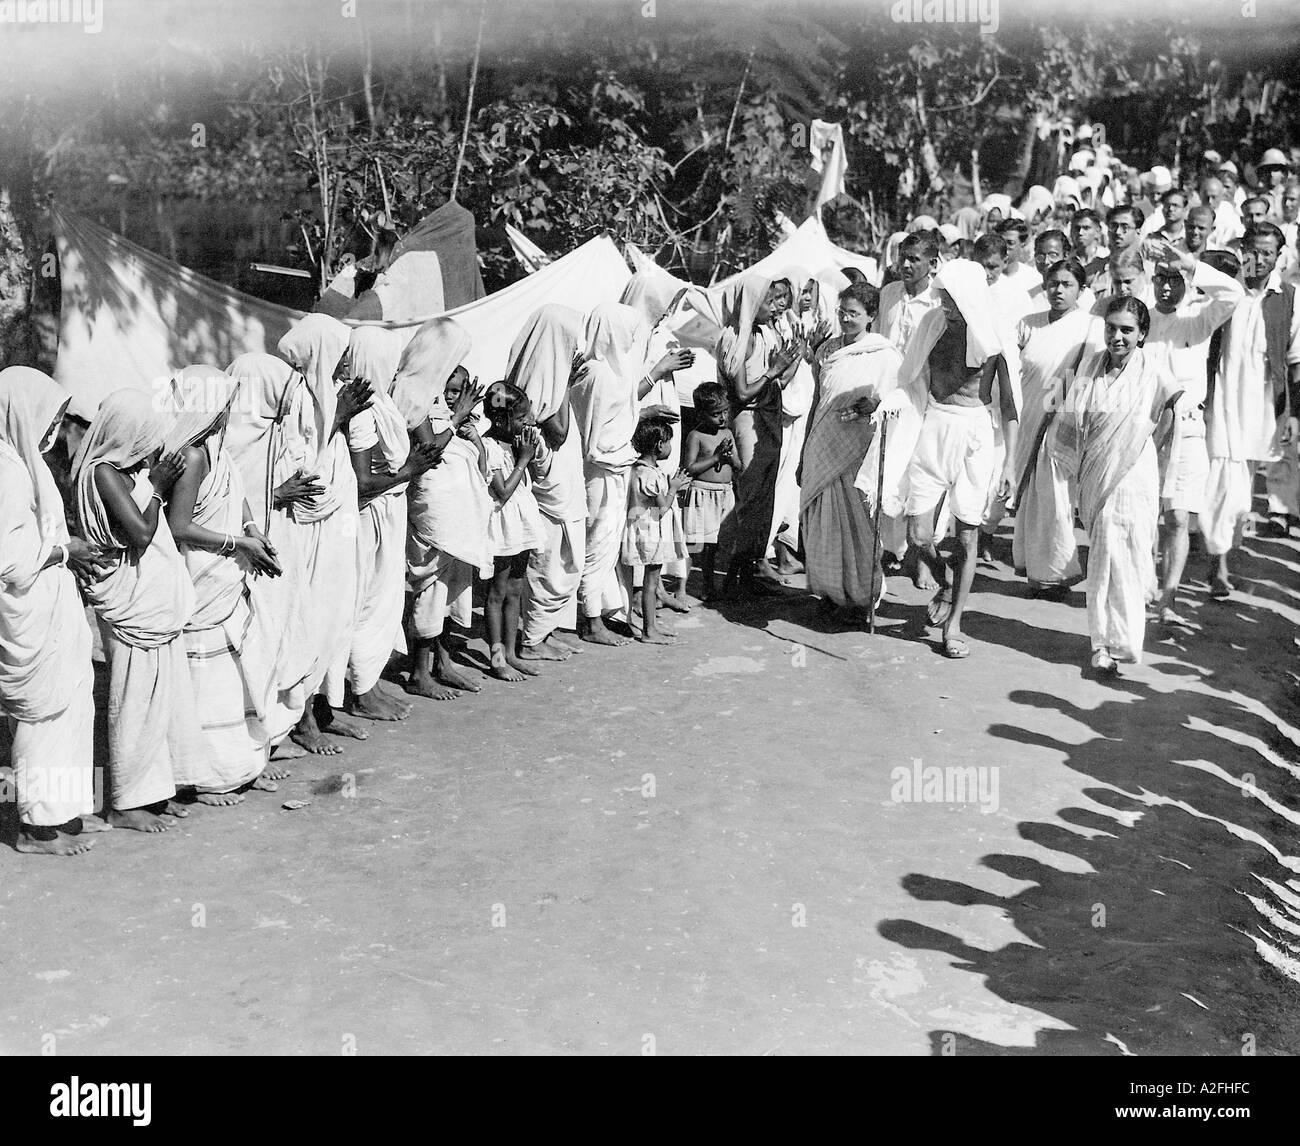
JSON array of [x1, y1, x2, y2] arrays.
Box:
[[640, 348, 694, 400], [95, 451, 184, 551], [489, 435, 536, 504]]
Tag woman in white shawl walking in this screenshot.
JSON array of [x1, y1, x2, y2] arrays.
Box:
[[1010, 258, 1091, 594], [799, 282, 902, 615], [276, 314, 374, 753], [163, 365, 283, 803], [1047, 296, 1188, 673], [342, 327, 442, 719], [1, 367, 114, 854], [73, 389, 203, 832]]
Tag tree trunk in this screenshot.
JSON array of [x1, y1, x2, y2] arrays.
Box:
[[0, 115, 49, 370]]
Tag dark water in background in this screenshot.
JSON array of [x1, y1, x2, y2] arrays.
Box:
[[79, 192, 320, 311]]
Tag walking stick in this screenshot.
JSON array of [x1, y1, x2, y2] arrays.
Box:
[[869, 418, 888, 635]]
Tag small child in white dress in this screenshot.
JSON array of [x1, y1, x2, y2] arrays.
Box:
[[622, 416, 691, 643], [466, 381, 546, 681]]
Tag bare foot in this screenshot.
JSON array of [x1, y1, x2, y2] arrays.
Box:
[[348, 687, 411, 721], [17, 831, 94, 856], [518, 639, 571, 662], [249, 774, 279, 793], [406, 669, 461, 701], [78, 815, 114, 833], [290, 728, 345, 756], [914, 564, 938, 593], [159, 800, 190, 818], [659, 592, 692, 614], [322, 713, 369, 740], [637, 629, 677, 645], [108, 807, 171, 832], [489, 647, 526, 682], [263, 762, 293, 781], [271, 739, 307, 761], [194, 790, 245, 806], [581, 619, 629, 646], [506, 653, 540, 677], [548, 630, 585, 655]]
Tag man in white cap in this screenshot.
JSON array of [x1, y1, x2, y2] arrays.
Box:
[[1257, 148, 1291, 217], [867, 259, 1018, 659]]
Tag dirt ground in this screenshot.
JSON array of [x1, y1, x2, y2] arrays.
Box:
[[3, 522, 1300, 1056]]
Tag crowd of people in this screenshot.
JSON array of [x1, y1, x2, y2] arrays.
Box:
[[2, 135, 1298, 856]]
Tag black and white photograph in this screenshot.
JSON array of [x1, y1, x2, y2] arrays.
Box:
[[1, 0, 1299, 1088]]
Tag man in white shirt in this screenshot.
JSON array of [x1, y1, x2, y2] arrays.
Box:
[[1198, 176, 1245, 249], [1143, 244, 1245, 624], [1183, 206, 1215, 261], [873, 231, 941, 355], [1204, 223, 1300, 593]]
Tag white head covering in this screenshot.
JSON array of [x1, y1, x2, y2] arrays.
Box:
[[162, 364, 240, 455], [504, 303, 585, 423], [346, 326, 404, 396], [72, 389, 171, 548], [582, 302, 650, 382], [225, 353, 303, 526], [391, 317, 473, 429], [0, 366, 71, 546], [932, 258, 1003, 369]]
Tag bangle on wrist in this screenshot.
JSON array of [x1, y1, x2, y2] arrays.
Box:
[[55, 544, 69, 568], [242, 519, 257, 534]]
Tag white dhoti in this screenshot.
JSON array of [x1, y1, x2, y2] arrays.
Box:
[[904, 401, 996, 527], [524, 515, 585, 645], [1161, 418, 1210, 514], [580, 466, 631, 620], [1086, 442, 1158, 663], [343, 492, 408, 695], [303, 504, 361, 701], [7, 655, 95, 827], [103, 629, 201, 810], [179, 594, 268, 793], [1201, 458, 1254, 556], [410, 548, 476, 639], [1265, 421, 1299, 518]]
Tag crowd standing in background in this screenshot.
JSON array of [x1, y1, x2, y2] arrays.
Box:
[[3, 135, 1299, 854]]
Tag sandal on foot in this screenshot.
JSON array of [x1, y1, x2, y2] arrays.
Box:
[[941, 636, 970, 659], [1209, 576, 1232, 600]]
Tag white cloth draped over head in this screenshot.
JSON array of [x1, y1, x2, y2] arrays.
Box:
[[224, 353, 304, 530], [277, 313, 352, 523], [345, 326, 410, 487], [391, 316, 473, 430], [162, 364, 240, 455], [504, 303, 585, 424], [1020, 185, 1055, 224], [980, 193, 1020, 223], [619, 270, 681, 332], [569, 302, 649, 469], [0, 366, 70, 556], [72, 390, 195, 649], [854, 259, 1005, 517], [686, 274, 773, 396], [72, 388, 171, 549], [883, 231, 908, 272], [0, 368, 79, 721]]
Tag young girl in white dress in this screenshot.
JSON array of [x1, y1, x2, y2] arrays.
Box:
[[623, 416, 691, 643], [468, 382, 546, 681]]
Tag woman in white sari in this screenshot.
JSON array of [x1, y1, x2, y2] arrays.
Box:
[[1048, 297, 1188, 673], [1, 367, 114, 854], [1010, 258, 1091, 594], [799, 283, 902, 615], [225, 352, 316, 760], [569, 303, 648, 644], [342, 327, 441, 719], [73, 389, 202, 832], [163, 365, 283, 803], [276, 314, 374, 753]]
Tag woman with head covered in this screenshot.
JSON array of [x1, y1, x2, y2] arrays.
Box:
[[276, 314, 374, 753], [0, 368, 115, 854], [393, 316, 488, 698], [163, 365, 284, 803]]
